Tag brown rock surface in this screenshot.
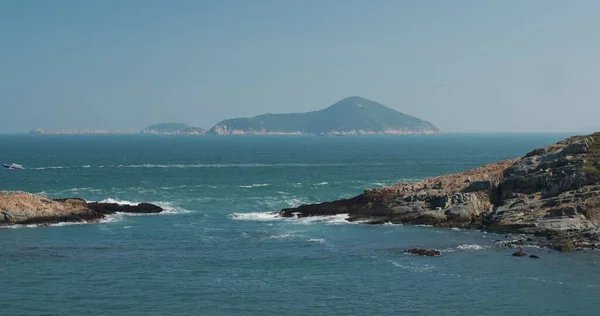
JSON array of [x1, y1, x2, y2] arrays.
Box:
[[0, 191, 162, 226], [278, 132, 600, 250]]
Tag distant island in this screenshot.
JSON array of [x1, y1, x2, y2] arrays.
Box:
[[30, 128, 135, 135], [208, 96, 441, 135], [140, 123, 207, 135], [29, 96, 441, 136]]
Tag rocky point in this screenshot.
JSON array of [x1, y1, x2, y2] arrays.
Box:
[[0, 191, 162, 227], [278, 132, 600, 251]]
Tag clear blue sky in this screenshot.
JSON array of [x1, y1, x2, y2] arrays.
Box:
[[1, 0, 599, 133]]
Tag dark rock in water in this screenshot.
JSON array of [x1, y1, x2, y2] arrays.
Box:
[[405, 248, 441, 256], [512, 250, 527, 257], [529, 255, 541, 259], [87, 202, 163, 215]]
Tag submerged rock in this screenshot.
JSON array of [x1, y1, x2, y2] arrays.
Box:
[[405, 248, 441, 256], [278, 132, 600, 251], [512, 249, 528, 257], [0, 191, 162, 227]]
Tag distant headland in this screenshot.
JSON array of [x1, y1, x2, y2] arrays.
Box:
[[29, 96, 441, 136]]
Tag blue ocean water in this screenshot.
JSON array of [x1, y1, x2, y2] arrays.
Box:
[[1, 134, 599, 315]]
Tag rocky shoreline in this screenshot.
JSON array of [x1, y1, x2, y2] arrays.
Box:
[[0, 191, 162, 227], [278, 132, 600, 252]]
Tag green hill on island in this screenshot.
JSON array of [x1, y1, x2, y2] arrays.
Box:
[[141, 123, 206, 135], [208, 96, 441, 135]]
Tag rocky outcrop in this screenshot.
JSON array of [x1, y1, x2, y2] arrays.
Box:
[[278, 132, 600, 251], [0, 191, 162, 227], [405, 248, 441, 256]]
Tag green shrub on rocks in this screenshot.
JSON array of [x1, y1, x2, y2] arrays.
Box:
[[556, 240, 575, 252]]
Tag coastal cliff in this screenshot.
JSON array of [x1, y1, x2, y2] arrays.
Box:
[[278, 132, 600, 250], [0, 191, 162, 226]]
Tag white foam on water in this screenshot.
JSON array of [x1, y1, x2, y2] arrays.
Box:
[[314, 182, 329, 186], [69, 187, 92, 192], [267, 233, 296, 239], [82, 165, 91, 168], [295, 214, 351, 225], [230, 212, 281, 221], [95, 198, 139, 205], [32, 166, 66, 170], [371, 182, 386, 187], [451, 227, 463, 231], [238, 183, 270, 188], [456, 244, 490, 250], [307, 238, 326, 243], [382, 222, 402, 226], [387, 260, 436, 272], [230, 212, 352, 225], [2, 220, 90, 229]]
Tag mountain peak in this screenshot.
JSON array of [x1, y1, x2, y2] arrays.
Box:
[[208, 97, 441, 135]]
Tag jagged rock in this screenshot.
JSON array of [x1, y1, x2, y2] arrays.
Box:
[[278, 132, 600, 251], [0, 191, 162, 226], [404, 248, 441, 256], [512, 249, 527, 257]]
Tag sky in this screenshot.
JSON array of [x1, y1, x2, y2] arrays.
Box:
[[1, 0, 599, 133]]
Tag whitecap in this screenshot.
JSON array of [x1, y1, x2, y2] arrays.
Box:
[[238, 183, 270, 188], [456, 244, 490, 251], [230, 212, 281, 221], [230, 212, 351, 225], [267, 233, 296, 239], [314, 182, 329, 186], [387, 260, 436, 272], [32, 166, 66, 170], [82, 165, 91, 168], [307, 238, 326, 243]]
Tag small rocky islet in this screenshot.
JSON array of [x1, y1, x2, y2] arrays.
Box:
[[279, 132, 600, 253], [0, 191, 162, 227]]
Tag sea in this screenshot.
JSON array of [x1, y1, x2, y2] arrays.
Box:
[[1, 133, 599, 315]]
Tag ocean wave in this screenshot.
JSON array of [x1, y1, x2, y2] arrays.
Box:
[[456, 244, 490, 251], [307, 238, 326, 243], [267, 233, 296, 239], [230, 212, 281, 221], [82, 165, 91, 168], [387, 260, 436, 272], [314, 182, 329, 186], [1, 221, 91, 229], [116, 163, 355, 169], [31, 166, 67, 170], [230, 212, 351, 225], [237, 184, 270, 188]]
